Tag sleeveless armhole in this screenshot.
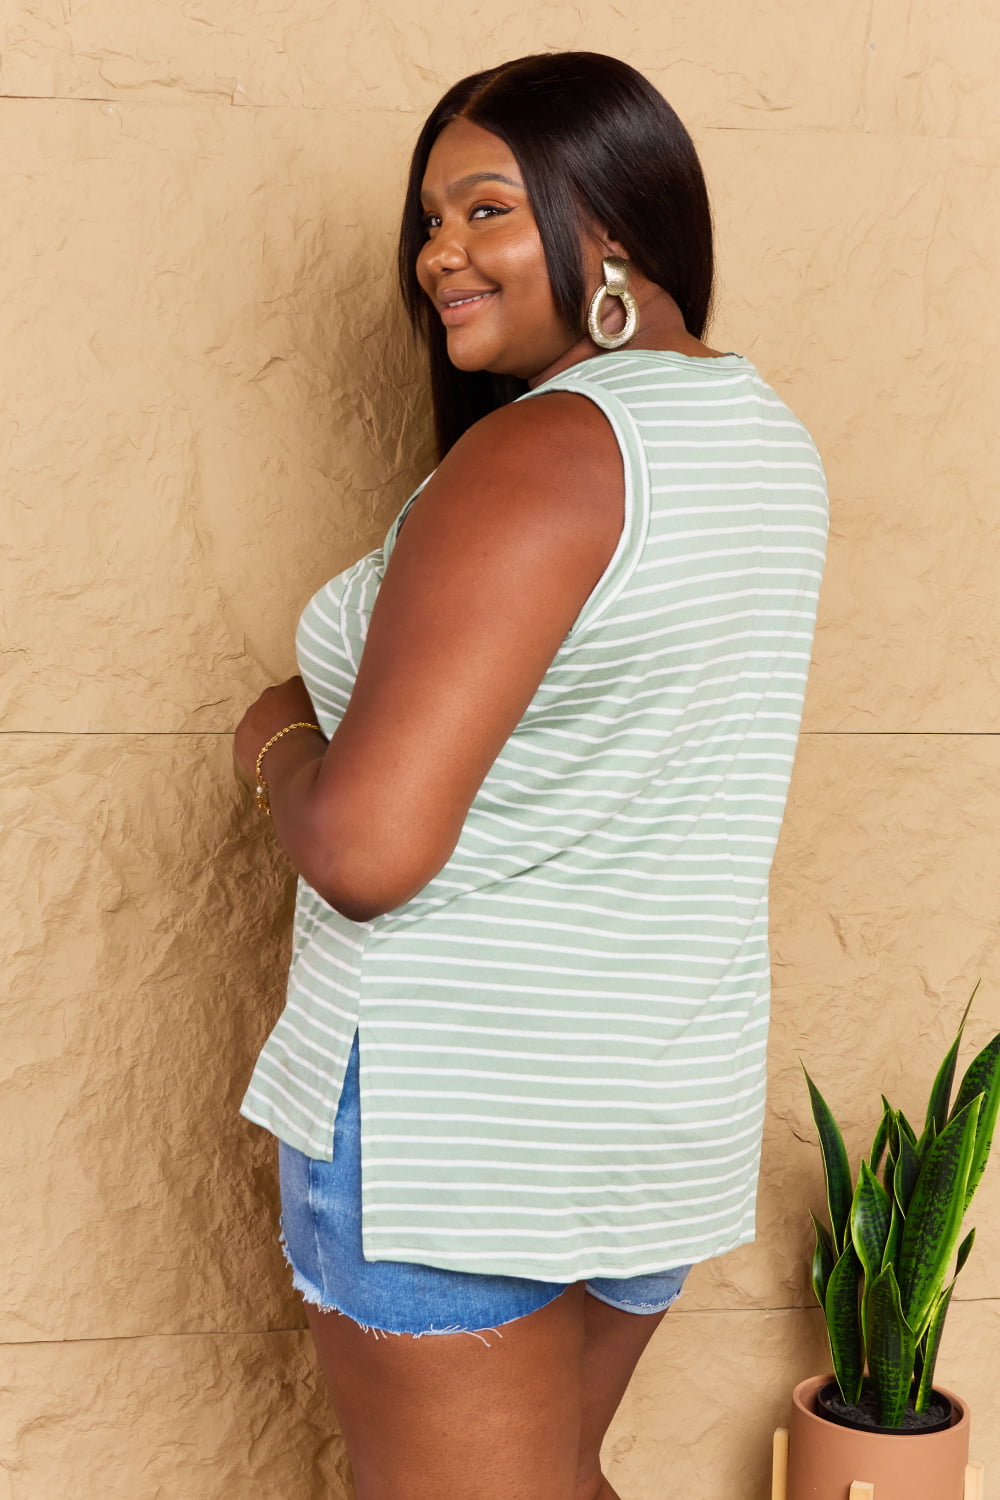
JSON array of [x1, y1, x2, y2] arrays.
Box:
[[381, 475, 433, 567], [516, 378, 651, 637]]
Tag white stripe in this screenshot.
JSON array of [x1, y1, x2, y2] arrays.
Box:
[[379, 924, 764, 951], [364, 1062, 762, 1092], [360, 1017, 766, 1044], [362, 1039, 765, 1067], [364, 1068, 762, 1103], [364, 1115, 764, 1152], [370, 1141, 759, 1172], [368, 1184, 748, 1217], [365, 1225, 755, 1265]]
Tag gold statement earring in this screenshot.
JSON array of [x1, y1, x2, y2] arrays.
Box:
[[587, 256, 639, 350]]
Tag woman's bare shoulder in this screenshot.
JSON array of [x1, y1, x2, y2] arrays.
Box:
[[461, 389, 620, 473], [420, 390, 623, 538]]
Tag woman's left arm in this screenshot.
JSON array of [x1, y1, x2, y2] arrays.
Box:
[[233, 392, 623, 922]]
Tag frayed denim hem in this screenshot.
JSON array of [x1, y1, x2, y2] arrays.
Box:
[[278, 1227, 564, 1342], [584, 1281, 686, 1316]]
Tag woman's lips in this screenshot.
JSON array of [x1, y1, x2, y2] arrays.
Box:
[[439, 290, 497, 324]]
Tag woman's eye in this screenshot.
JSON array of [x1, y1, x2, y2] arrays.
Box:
[[420, 204, 509, 237]]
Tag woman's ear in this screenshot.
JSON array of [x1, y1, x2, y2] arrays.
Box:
[[599, 234, 629, 260], [581, 215, 628, 263]]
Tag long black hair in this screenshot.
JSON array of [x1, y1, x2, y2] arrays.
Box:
[[397, 52, 715, 459]]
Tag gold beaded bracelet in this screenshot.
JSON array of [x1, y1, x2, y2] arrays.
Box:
[[254, 721, 321, 814]]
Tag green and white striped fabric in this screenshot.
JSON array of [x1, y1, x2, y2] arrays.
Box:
[[241, 349, 828, 1280]]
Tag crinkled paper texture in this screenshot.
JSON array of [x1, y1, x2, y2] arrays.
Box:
[[4, 0, 1000, 1490]]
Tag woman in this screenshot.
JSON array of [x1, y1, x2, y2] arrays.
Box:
[[235, 52, 827, 1500]]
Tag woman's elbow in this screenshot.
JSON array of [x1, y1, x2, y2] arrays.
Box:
[[305, 839, 450, 924], [316, 881, 402, 924]]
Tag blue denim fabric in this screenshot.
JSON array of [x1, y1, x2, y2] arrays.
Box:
[[278, 1034, 691, 1335]]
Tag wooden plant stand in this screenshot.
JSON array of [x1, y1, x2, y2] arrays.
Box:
[[771, 1427, 986, 1499]]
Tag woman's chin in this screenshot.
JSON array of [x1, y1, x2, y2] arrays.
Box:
[[444, 333, 493, 373], [445, 341, 534, 382]]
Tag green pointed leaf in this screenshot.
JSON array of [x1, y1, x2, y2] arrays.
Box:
[[922, 1006, 970, 1142], [950, 1031, 1000, 1211], [810, 1211, 836, 1310], [881, 1197, 903, 1272], [894, 1128, 921, 1214], [867, 1264, 917, 1427], [883, 1147, 896, 1203], [915, 1222, 976, 1409], [825, 1241, 863, 1405], [915, 1284, 955, 1412], [852, 1163, 892, 1350], [897, 1110, 918, 1147], [916, 1110, 939, 1164], [803, 1067, 853, 1254], [897, 1096, 981, 1337], [959, 979, 982, 1023], [955, 1226, 976, 1276], [851, 1161, 892, 1286], [869, 1103, 892, 1178]]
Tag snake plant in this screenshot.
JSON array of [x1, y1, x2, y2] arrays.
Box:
[[804, 984, 1000, 1427]]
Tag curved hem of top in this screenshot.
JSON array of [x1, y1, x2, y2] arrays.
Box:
[[359, 1227, 756, 1282], [239, 1099, 335, 1162], [280, 1238, 568, 1339]]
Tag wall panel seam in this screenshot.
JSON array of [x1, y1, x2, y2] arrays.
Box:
[[5, 1297, 997, 1347], [0, 98, 997, 146]]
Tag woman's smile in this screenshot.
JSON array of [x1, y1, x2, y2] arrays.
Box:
[[438, 288, 499, 322]]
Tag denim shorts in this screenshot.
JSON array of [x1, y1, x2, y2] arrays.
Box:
[[278, 1034, 691, 1336]]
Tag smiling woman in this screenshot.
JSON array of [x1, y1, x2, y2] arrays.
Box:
[[233, 50, 828, 1500], [415, 125, 571, 379]]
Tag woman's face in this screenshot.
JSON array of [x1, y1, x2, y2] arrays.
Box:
[[416, 117, 595, 385]]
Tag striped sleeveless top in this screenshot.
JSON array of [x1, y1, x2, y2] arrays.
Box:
[[241, 349, 828, 1280]]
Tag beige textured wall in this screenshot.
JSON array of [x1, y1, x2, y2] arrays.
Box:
[[3, 1, 999, 1495]]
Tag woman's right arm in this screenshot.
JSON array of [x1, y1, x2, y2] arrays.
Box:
[[246, 391, 624, 921]]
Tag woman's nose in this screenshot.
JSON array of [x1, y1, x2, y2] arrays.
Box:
[[421, 227, 469, 275]]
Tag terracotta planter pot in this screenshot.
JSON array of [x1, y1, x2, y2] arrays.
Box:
[[787, 1374, 971, 1500]]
